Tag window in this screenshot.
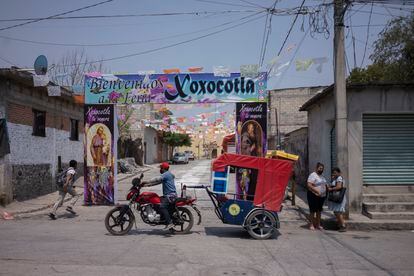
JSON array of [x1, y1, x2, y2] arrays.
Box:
[[32, 109, 46, 137], [70, 119, 79, 141], [154, 137, 157, 145]]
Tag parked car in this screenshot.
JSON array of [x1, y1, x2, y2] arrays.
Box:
[[172, 152, 189, 164], [185, 151, 195, 160]]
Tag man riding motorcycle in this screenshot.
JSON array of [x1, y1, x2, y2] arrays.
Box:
[[141, 162, 176, 229]]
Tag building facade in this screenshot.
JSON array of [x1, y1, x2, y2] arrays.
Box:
[[268, 86, 326, 149], [300, 83, 414, 216], [0, 68, 83, 204]]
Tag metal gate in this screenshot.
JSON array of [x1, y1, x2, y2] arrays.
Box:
[[363, 114, 414, 185]]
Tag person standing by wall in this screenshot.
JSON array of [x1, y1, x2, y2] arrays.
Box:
[[307, 162, 327, 230], [327, 167, 347, 232]]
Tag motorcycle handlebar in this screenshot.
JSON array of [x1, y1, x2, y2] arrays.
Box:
[[183, 185, 210, 189]]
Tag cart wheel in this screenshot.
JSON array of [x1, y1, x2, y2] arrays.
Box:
[[245, 209, 276, 240]]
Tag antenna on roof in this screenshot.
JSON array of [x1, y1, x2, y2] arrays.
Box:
[[34, 55, 48, 75]]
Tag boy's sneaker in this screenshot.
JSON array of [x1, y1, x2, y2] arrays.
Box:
[[338, 225, 347, 232], [66, 206, 76, 214], [48, 213, 56, 220], [164, 223, 175, 230]]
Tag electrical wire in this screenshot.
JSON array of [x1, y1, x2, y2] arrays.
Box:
[[0, 10, 258, 22], [0, 12, 260, 47], [54, 11, 267, 67], [276, 0, 306, 57], [192, 0, 259, 9], [272, 26, 311, 87], [0, 0, 115, 32], [238, 0, 268, 9], [259, 12, 270, 66], [360, 2, 374, 67], [259, 1, 278, 67], [0, 55, 18, 67]]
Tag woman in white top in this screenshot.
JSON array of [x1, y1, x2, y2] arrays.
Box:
[[327, 167, 347, 232], [307, 162, 327, 230]]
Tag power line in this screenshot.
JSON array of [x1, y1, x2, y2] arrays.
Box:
[[0, 55, 18, 67], [0, 10, 258, 22], [276, 0, 306, 57], [239, 0, 267, 9], [361, 2, 374, 67], [0, 0, 115, 32], [273, 26, 311, 87], [259, 12, 270, 66], [0, 12, 259, 47], [259, 1, 279, 67], [193, 0, 260, 9], [55, 11, 267, 68]]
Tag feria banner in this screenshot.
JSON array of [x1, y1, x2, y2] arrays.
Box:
[[85, 72, 267, 104], [84, 104, 117, 205]]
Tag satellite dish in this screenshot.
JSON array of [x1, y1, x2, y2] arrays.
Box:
[[34, 55, 48, 75]]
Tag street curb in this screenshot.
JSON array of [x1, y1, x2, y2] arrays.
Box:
[[0, 192, 85, 218], [296, 199, 414, 231], [118, 168, 151, 182]]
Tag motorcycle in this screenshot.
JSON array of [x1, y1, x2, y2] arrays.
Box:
[[104, 174, 201, 235]]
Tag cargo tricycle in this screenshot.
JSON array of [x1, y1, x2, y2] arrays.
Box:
[[184, 153, 293, 240]]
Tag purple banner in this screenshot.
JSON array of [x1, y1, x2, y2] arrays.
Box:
[[84, 104, 116, 205], [235, 102, 267, 199]]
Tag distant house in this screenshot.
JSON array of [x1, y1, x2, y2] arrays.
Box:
[[0, 68, 83, 205], [300, 83, 414, 218], [268, 86, 327, 149]]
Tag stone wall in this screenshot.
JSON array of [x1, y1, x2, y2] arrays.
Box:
[[12, 164, 53, 201]]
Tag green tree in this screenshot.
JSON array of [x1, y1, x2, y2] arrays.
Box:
[[162, 131, 192, 157], [348, 13, 414, 83]]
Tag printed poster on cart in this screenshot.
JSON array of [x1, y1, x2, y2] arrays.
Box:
[[235, 102, 267, 200], [84, 104, 117, 205]]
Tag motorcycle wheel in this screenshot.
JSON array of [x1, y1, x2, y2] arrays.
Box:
[[105, 206, 135, 235], [170, 207, 194, 234]]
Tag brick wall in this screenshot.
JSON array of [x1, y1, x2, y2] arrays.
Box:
[[7, 103, 32, 126], [7, 102, 83, 133]]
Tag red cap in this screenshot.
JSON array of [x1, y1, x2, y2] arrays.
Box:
[[160, 162, 170, 170]]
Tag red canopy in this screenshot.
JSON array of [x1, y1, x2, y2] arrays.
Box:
[[221, 133, 235, 152], [212, 153, 293, 212]]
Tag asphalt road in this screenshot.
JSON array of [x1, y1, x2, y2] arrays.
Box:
[[1, 160, 413, 276]]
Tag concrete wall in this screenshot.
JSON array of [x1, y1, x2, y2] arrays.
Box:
[[144, 127, 158, 164], [307, 85, 414, 213], [268, 86, 326, 149], [346, 86, 414, 212], [283, 127, 309, 186]]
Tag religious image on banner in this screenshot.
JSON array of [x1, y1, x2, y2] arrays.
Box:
[[84, 104, 116, 205], [235, 102, 267, 200]]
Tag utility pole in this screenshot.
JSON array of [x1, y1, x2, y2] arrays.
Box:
[[334, 0, 349, 215]]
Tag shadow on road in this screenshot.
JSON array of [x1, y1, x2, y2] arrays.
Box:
[[204, 226, 281, 240]]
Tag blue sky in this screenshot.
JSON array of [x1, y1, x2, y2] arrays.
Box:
[[0, 0, 412, 90]]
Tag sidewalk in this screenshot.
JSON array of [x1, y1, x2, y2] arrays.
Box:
[[0, 168, 150, 220], [294, 184, 414, 231]]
